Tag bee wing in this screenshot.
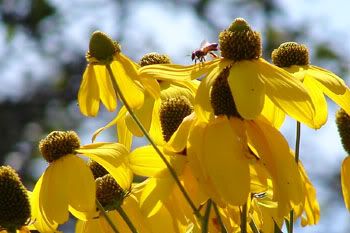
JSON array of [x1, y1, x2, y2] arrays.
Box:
[[199, 40, 210, 49]]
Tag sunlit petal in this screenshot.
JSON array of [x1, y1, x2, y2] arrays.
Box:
[[77, 143, 132, 189], [66, 156, 97, 221], [140, 178, 174, 217], [112, 54, 144, 109], [316, 83, 350, 116], [228, 60, 265, 119], [138, 58, 222, 81], [94, 65, 117, 112], [202, 117, 250, 205], [258, 59, 315, 126], [78, 65, 100, 117], [308, 65, 346, 95], [261, 96, 285, 129]]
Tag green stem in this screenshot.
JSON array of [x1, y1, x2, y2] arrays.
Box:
[[202, 199, 212, 233], [289, 121, 301, 233], [106, 65, 200, 218], [212, 202, 228, 233], [295, 121, 301, 163], [240, 203, 247, 233], [96, 200, 119, 233], [117, 206, 138, 233]]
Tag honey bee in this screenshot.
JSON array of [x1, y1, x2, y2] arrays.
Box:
[[191, 40, 219, 64]]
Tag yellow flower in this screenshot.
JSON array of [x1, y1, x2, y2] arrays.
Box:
[[78, 31, 159, 117], [31, 131, 132, 232], [138, 18, 315, 126], [272, 42, 350, 128]]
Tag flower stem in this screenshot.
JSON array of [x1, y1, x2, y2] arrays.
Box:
[[202, 199, 212, 233], [240, 203, 247, 233], [106, 64, 200, 218], [295, 121, 301, 163], [96, 200, 119, 233], [249, 218, 261, 233], [117, 206, 138, 233], [289, 121, 301, 233], [213, 202, 228, 233]]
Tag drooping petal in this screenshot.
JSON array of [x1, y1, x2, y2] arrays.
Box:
[[195, 59, 232, 122], [245, 118, 304, 217], [78, 65, 100, 117], [297, 163, 320, 226], [261, 96, 286, 129], [140, 177, 174, 217], [77, 143, 132, 189], [341, 156, 350, 211], [75, 218, 103, 233], [307, 65, 346, 95], [94, 65, 117, 112], [166, 113, 195, 153], [138, 58, 223, 81], [202, 116, 250, 205], [66, 156, 97, 221], [32, 156, 73, 225], [92, 107, 127, 142], [129, 145, 167, 177], [112, 54, 144, 109], [314, 80, 350, 116], [149, 98, 166, 145], [138, 77, 161, 99], [228, 60, 265, 120], [303, 76, 328, 128], [257, 59, 315, 126], [125, 97, 155, 137]]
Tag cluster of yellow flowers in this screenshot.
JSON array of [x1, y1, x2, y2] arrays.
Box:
[[2, 17, 350, 233]]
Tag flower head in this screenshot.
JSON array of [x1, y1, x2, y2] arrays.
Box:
[[0, 166, 31, 232]]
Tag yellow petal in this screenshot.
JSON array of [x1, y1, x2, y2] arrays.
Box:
[[195, 59, 232, 122], [112, 54, 144, 109], [140, 177, 174, 217], [202, 117, 250, 205], [91, 106, 127, 142], [125, 97, 155, 137], [78, 65, 100, 117], [31, 177, 60, 232], [149, 98, 166, 145], [341, 156, 350, 211], [32, 156, 75, 225], [258, 59, 315, 126], [138, 76, 161, 99], [261, 96, 286, 129], [303, 77, 328, 128], [94, 65, 117, 112], [75, 218, 104, 233], [166, 113, 195, 153], [307, 65, 346, 95], [298, 163, 320, 226], [66, 156, 97, 221], [77, 143, 132, 190], [228, 60, 265, 119], [245, 118, 304, 217], [117, 109, 133, 151], [138, 58, 223, 81], [315, 83, 350, 117], [129, 145, 167, 177]]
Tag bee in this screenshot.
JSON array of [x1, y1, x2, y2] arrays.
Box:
[[191, 40, 219, 64]]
